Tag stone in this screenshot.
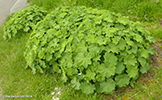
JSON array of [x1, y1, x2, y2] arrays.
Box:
[[10, 0, 29, 14]]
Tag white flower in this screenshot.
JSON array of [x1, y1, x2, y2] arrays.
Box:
[[52, 97, 59, 100], [51, 87, 62, 100], [54, 87, 59, 91], [51, 92, 55, 95], [56, 91, 61, 95], [78, 72, 82, 75]]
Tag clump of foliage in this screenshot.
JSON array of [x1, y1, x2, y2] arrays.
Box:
[[3, 5, 47, 41], [24, 6, 156, 95]]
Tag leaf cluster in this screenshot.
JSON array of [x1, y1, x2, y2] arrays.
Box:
[[3, 5, 47, 41], [24, 6, 155, 95]]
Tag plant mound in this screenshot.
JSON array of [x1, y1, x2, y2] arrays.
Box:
[[24, 6, 155, 94], [3, 5, 47, 41]]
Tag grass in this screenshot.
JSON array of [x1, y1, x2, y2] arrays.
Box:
[[0, 0, 162, 100], [28, 0, 162, 22], [148, 24, 162, 39]]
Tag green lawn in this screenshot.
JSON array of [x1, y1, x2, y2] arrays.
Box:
[[28, 0, 162, 22], [0, 0, 162, 100]]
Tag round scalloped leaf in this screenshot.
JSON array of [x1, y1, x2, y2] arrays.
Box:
[[80, 82, 95, 95], [100, 78, 116, 94], [115, 74, 130, 88]]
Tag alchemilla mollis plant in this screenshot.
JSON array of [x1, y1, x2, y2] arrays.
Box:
[[3, 5, 47, 41], [24, 6, 156, 95]]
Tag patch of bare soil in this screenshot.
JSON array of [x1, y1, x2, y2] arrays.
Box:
[[150, 40, 162, 67]]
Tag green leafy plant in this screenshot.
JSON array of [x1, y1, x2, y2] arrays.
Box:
[[3, 5, 47, 41], [24, 6, 156, 95]]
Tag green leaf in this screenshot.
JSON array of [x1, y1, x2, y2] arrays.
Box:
[[61, 72, 68, 83], [54, 52, 61, 59], [124, 54, 137, 66], [75, 41, 87, 52], [115, 74, 130, 88], [45, 53, 53, 61], [118, 39, 126, 50], [126, 45, 137, 54], [139, 48, 149, 59], [147, 47, 154, 55], [31, 67, 36, 74], [66, 68, 78, 76], [93, 55, 101, 61], [12, 29, 17, 36], [71, 77, 81, 90], [103, 15, 113, 23], [85, 69, 96, 81], [117, 16, 129, 25], [78, 32, 84, 40], [104, 52, 118, 66], [59, 12, 67, 18], [74, 52, 92, 68], [146, 36, 156, 43], [95, 82, 102, 93], [115, 24, 125, 30], [80, 82, 95, 94], [88, 44, 100, 56], [8, 32, 12, 39], [109, 43, 120, 53], [117, 31, 125, 36], [140, 63, 150, 74], [125, 38, 134, 46], [38, 60, 47, 68], [86, 34, 96, 44], [59, 41, 68, 54], [115, 62, 125, 74], [65, 57, 73, 68], [135, 22, 145, 33], [107, 27, 119, 35], [100, 78, 115, 94], [27, 15, 34, 20], [112, 36, 121, 45], [65, 44, 72, 53], [96, 74, 105, 82], [25, 51, 34, 66], [53, 66, 61, 73], [38, 50, 45, 59], [134, 34, 143, 43], [126, 65, 139, 78], [94, 16, 102, 24], [97, 63, 116, 78], [138, 57, 147, 66], [96, 36, 107, 45], [36, 65, 44, 73]]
